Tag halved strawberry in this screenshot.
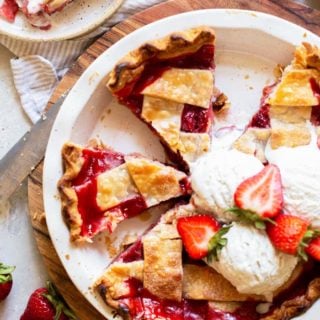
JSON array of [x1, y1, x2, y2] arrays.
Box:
[[306, 237, 320, 261], [176, 215, 230, 260], [266, 214, 316, 260], [229, 164, 283, 229]]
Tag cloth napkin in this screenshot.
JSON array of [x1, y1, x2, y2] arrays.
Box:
[[0, 0, 164, 123]]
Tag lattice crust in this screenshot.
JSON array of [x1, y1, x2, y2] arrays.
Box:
[[234, 43, 320, 155], [58, 140, 188, 242], [94, 203, 320, 320], [107, 27, 216, 93]]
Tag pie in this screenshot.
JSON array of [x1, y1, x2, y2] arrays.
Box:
[[57, 28, 320, 320], [106, 26, 227, 170], [58, 139, 190, 242], [0, 0, 73, 29], [95, 203, 320, 320], [234, 42, 320, 162]]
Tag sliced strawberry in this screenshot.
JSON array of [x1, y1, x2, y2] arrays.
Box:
[[0, 263, 15, 302], [234, 164, 283, 219], [176, 215, 231, 261], [177, 215, 220, 259], [266, 214, 310, 257], [0, 0, 18, 22], [306, 237, 320, 261]]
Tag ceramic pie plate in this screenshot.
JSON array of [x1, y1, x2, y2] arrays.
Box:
[[0, 0, 123, 41], [43, 9, 320, 319]]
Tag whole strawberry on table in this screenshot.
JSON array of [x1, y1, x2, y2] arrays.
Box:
[[20, 281, 77, 320], [0, 262, 15, 302]]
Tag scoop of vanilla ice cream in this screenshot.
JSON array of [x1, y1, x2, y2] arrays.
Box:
[[206, 223, 298, 300], [265, 128, 320, 229], [190, 149, 264, 222]]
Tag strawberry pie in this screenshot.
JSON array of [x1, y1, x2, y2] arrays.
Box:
[[58, 29, 320, 320], [107, 27, 227, 170], [58, 140, 190, 242]]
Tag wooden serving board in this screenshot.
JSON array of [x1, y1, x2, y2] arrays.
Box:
[[28, 1, 320, 319]]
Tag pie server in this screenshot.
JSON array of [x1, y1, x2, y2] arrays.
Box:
[[0, 92, 68, 202]]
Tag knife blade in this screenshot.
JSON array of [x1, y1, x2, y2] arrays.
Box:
[[0, 92, 68, 202]]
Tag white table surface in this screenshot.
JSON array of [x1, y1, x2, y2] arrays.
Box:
[[0, 44, 49, 318]]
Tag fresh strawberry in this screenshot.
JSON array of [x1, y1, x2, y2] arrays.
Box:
[[0, 263, 15, 302], [0, 0, 18, 22], [306, 237, 320, 261], [266, 214, 314, 260], [176, 215, 230, 260], [229, 164, 283, 229], [20, 281, 76, 320]]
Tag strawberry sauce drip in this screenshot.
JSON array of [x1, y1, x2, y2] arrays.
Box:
[[249, 84, 277, 128], [115, 44, 215, 132], [310, 78, 320, 126], [72, 149, 147, 237]]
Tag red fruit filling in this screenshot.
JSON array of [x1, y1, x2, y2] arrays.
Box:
[[115, 44, 215, 133], [249, 84, 276, 128], [71, 148, 147, 237], [118, 278, 260, 320], [181, 104, 213, 133], [310, 78, 320, 126]]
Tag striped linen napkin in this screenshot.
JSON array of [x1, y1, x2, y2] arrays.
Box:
[[0, 0, 164, 123]]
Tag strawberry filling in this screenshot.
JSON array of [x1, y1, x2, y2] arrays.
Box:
[[181, 104, 213, 133], [115, 44, 215, 135], [248, 84, 276, 128], [310, 78, 320, 126], [71, 148, 148, 237], [119, 278, 259, 320]]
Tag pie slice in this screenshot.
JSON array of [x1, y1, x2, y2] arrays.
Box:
[[234, 42, 320, 162], [95, 203, 320, 320], [106, 27, 227, 170], [58, 140, 190, 242]]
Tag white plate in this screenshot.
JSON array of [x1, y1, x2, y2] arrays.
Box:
[[0, 0, 123, 41], [43, 9, 320, 319]]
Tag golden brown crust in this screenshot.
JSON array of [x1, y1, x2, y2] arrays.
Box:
[[268, 43, 320, 107], [58, 140, 104, 243], [95, 261, 143, 300], [293, 42, 320, 71], [233, 128, 271, 162], [261, 277, 320, 320], [107, 27, 215, 93], [143, 236, 183, 301], [125, 155, 186, 207], [183, 264, 264, 302]]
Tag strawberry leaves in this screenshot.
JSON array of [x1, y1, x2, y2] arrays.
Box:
[[207, 225, 231, 262], [0, 263, 15, 284], [227, 207, 275, 230], [43, 281, 77, 320]]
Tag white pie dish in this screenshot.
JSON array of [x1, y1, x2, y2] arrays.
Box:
[[43, 9, 320, 319], [0, 0, 123, 41]]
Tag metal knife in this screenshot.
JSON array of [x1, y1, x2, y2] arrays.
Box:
[[0, 92, 68, 202]]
